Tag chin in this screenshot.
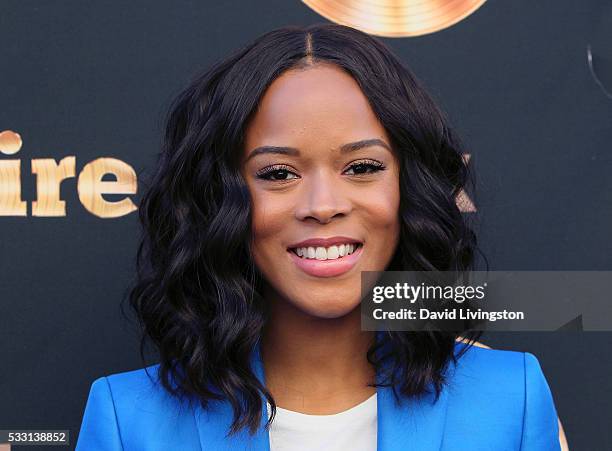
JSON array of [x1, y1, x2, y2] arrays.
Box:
[[293, 297, 361, 319]]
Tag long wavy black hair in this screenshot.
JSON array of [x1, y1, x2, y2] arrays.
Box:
[[125, 23, 485, 437]]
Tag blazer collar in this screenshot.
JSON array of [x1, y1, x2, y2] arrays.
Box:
[[194, 332, 454, 450]]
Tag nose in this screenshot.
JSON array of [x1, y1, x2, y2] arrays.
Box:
[[294, 170, 352, 224]]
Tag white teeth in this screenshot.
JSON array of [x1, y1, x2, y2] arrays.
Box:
[[327, 246, 339, 259], [315, 247, 327, 260], [292, 243, 360, 260]]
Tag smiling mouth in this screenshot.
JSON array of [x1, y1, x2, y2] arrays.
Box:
[[288, 243, 363, 260]]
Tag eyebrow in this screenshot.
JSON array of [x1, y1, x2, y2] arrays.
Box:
[[245, 138, 392, 162]]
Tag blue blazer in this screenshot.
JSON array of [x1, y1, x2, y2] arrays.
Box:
[[76, 340, 561, 450]]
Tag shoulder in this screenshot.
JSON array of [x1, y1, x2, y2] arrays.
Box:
[[76, 364, 201, 450], [452, 339, 526, 383], [451, 340, 553, 387], [85, 364, 171, 413], [99, 364, 164, 402], [92, 363, 197, 419], [450, 340, 553, 403], [445, 340, 560, 450]]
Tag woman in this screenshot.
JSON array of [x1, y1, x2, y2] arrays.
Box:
[[76, 23, 564, 450]]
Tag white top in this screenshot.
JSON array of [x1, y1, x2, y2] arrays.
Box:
[[266, 393, 377, 451]]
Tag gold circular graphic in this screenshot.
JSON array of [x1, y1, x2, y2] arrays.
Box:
[[301, 0, 488, 37], [0, 130, 23, 155]]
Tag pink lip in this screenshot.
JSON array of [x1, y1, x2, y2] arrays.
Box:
[[287, 244, 364, 278]]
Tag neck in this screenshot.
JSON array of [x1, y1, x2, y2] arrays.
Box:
[[260, 291, 377, 414]]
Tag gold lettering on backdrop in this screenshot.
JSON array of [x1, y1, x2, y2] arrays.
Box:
[[31, 157, 76, 216], [0, 130, 138, 218], [0, 159, 27, 216], [77, 158, 138, 218], [0, 130, 27, 215]]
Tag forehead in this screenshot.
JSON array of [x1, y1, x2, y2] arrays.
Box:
[[243, 63, 388, 153]]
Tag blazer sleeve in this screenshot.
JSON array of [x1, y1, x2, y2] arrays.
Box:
[[520, 352, 561, 451], [75, 376, 123, 451]]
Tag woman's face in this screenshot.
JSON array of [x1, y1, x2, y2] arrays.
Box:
[[241, 63, 401, 318]]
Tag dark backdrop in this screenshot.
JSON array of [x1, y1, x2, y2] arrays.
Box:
[[1, 1, 611, 450]]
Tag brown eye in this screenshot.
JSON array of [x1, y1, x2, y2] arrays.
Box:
[[345, 161, 386, 176], [256, 165, 298, 181]]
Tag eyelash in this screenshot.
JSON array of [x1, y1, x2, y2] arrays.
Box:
[[255, 160, 386, 182]]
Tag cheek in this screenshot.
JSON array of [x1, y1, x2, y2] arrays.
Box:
[[250, 191, 289, 251], [379, 187, 400, 223], [362, 177, 401, 230]]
